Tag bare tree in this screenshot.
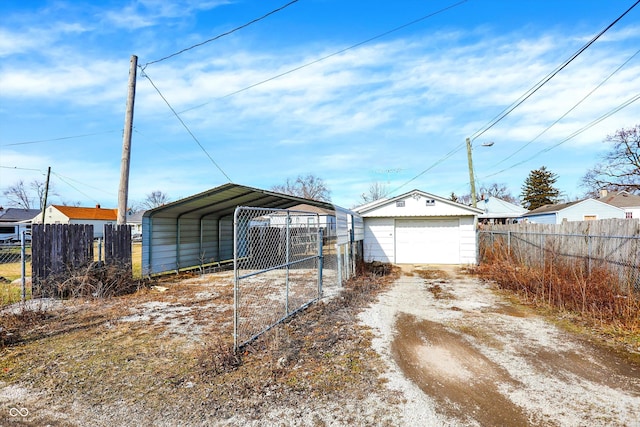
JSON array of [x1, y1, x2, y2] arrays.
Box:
[[2, 179, 57, 209], [581, 125, 640, 196], [360, 182, 388, 204], [271, 175, 331, 202], [3, 180, 32, 209], [143, 190, 171, 209], [479, 182, 518, 204]]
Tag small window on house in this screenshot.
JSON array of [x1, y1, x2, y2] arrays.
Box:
[[626, 212, 633, 219], [584, 215, 597, 221], [396, 201, 405, 207], [425, 199, 435, 206]]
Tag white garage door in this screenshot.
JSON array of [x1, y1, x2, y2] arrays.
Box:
[[395, 219, 460, 264]]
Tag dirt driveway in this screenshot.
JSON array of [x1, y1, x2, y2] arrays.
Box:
[[360, 266, 640, 426], [2, 266, 640, 426]]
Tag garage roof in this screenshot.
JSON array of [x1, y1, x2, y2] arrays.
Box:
[[143, 183, 339, 220], [355, 189, 483, 217]]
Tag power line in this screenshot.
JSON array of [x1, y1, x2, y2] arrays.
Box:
[[142, 0, 300, 68], [490, 47, 640, 169], [386, 143, 466, 196], [479, 92, 640, 181], [50, 171, 114, 197], [140, 69, 233, 182], [51, 171, 102, 205], [0, 130, 121, 147], [470, 0, 640, 142], [178, 0, 469, 114], [0, 165, 44, 172], [387, 1, 639, 198]]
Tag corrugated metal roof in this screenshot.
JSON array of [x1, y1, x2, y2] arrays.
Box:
[[53, 205, 118, 221], [143, 183, 337, 220]]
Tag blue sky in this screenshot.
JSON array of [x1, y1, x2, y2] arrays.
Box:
[[1, 0, 639, 210]]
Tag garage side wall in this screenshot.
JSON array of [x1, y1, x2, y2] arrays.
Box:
[[363, 218, 394, 262], [459, 216, 477, 264]]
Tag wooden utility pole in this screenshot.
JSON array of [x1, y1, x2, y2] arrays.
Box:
[[41, 166, 51, 225], [466, 138, 477, 208], [118, 55, 138, 225]]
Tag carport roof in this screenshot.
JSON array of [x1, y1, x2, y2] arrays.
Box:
[[142, 183, 339, 220]]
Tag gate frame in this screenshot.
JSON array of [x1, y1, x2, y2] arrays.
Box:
[[233, 206, 324, 351]]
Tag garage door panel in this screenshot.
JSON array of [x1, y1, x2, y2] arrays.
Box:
[[395, 219, 460, 264]]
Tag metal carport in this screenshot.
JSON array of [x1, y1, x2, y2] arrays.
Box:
[[141, 183, 362, 276]]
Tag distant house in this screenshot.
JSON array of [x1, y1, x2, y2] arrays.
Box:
[[522, 199, 625, 224], [126, 210, 145, 239], [33, 204, 118, 238], [0, 208, 41, 223], [477, 196, 527, 225], [262, 204, 337, 235], [597, 190, 640, 219]]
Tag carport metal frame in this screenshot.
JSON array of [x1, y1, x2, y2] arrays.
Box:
[[142, 183, 360, 276]]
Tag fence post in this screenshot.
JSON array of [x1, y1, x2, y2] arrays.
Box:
[[233, 207, 240, 352], [587, 234, 592, 276], [20, 230, 26, 302], [318, 228, 323, 298], [98, 237, 103, 265], [507, 230, 511, 257], [285, 212, 290, 316]]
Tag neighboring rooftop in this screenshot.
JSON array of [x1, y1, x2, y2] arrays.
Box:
[[0, 208, 41, 222], [52, 205, 118, 221], [524, 201, 581, 216], [478, 196, 527, 219], [597, 190, 640, 208]]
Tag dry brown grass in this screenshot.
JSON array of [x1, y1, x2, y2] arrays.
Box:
[[475, 240, 640, 350], [0, 261, 399, 425]]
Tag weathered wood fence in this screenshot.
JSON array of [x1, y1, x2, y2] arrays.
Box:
[[32, 224, 132, 298], [104, 224, 132, 267], [479, 218, 640, 292]]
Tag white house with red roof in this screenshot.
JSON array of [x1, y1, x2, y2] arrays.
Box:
[[33, 204, 118, 238]]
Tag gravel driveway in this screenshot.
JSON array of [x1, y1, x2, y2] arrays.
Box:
[[359, 266, 640, 426]]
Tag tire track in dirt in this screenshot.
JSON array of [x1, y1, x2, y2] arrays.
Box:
[[392, 312, 538, 426], [365, 266, 640, 426]]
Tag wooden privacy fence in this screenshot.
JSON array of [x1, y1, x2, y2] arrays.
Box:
[[32, 224, 132, 298], [104, 224, 132, 267]]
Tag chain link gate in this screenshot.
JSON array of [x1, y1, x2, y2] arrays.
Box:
[[233, 206, 325, 350]]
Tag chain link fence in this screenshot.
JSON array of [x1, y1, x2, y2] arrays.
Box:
[[0, 233, 31, 304], [233, 206, 342, 350], [479, 230, 640, 294]]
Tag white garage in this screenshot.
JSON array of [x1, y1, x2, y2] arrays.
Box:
[[356, 190, 482, 265]]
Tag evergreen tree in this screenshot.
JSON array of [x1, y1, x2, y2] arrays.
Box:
[[520, 166, 560, 210]]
